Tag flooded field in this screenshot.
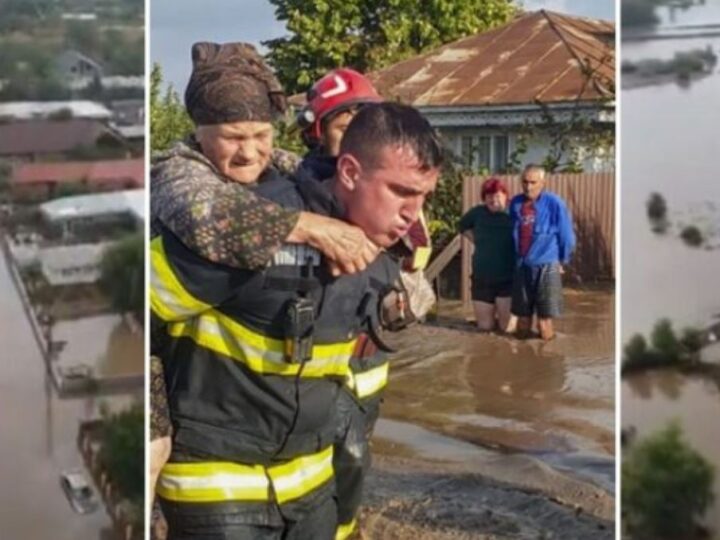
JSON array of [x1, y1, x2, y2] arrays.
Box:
[[622, 2, 720, 535], [375, 287, 614, 482], [623, 26, 720, 339], [623, 372, 720, 531]]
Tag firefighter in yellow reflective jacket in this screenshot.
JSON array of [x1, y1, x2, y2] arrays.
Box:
[[152, 102, 442, 538]]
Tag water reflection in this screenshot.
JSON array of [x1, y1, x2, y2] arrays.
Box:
[[382, 289, 614, 460], [623, 372, 720, 529]]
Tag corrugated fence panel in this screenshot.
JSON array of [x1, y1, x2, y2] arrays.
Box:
[[461, 173, 615, 310]]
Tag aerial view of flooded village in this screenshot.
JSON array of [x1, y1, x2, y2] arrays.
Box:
[[621, 1, 720, 539], [0, 1, 143, 539]]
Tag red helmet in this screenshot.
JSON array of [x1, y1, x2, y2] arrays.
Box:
[[297, 68, 382, 145]]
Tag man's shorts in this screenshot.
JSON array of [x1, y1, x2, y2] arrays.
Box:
[[511, 262, 563, 318], [471, 276, 513, 304]]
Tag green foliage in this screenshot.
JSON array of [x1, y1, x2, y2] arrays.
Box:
[[99, 233, 144, 318], [264, 0, 517, 93], [621, 0, 662, 28], [651, 318, 681, 359], [623, 319, 706, 372], [680, 327, 704, 362], [99, 403, 144, 504], [150, 64, 194, 153], [624, 334, 649, 365], [274, 117, 306, 156], [680, 225, 704, 247], [425, 157, 464, 250], [623, 422, 714, 539]]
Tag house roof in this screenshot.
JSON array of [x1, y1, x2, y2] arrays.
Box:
[[0, 119, 110, 156], [0, 100, 111, 121], [369, 10, 614, 108], [39, 188, 145, 222], [11, 159, 144, 187]]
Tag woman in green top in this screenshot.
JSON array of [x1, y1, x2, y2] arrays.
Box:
[[459, 177, 516, 332]]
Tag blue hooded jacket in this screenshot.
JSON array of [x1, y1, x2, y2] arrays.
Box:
[[509, 190, 575, 266]]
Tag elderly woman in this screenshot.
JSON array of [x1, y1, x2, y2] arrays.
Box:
[[459, 177, 516, 332]]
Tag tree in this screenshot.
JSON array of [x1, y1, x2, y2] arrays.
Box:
[[622, 0, 662, 28], [651, 318, 681, 362], [99, 233, 144, 319], [150, 64, 194, 153], [679, 327, 704, 363], [99, 403, 144, 504], [623, 333, 649, 369], [264, 0, 517, 93], [623, 422, 714, 539]]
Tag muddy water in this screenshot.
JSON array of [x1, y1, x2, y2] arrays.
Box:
[[375, 288, 615, 492], [623, 372, 720, 530], [0, 250, 120, 537], [55, 315, 143, 376], [623, 29, 720, 338], [622, 7, 720, 534]]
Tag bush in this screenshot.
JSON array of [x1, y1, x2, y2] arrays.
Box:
[[99, 233, 144, 318], [623, 422, 714, 539], [680, 225, 704, 247], [99, 403, 144, 504]]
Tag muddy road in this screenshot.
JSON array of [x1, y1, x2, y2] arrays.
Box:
[[360, 288, 615, 538]]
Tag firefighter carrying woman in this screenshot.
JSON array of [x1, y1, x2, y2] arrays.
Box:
[[150, 42, 437, 539]]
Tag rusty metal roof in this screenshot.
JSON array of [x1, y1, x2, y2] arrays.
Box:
[[11, 159, 144, 187], [369, 10, 614, 108]]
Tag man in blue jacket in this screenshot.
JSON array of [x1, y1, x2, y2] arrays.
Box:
[[509, 164, 575, 341]]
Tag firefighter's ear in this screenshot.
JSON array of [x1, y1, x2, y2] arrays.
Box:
[[336, 153, 361, 192]]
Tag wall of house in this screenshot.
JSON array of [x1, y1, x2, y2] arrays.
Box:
[[439, 127, 615, 174]]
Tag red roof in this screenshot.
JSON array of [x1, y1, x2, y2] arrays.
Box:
[[368, 10, 614, 107], [11, 159, 145, 187], [0, 119, 110, 156]]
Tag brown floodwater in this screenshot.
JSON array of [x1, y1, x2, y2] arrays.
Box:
[[622, 19, 720, 536], [623, 372, 720, 531], [0, 248, 136, 538], [55, 315, 143, 376], [375, 288, 615, 492]]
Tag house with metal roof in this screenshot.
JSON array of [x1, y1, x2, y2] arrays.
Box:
[[38, 189, 145, 241], [369, 10, 615, 173], [9, 159, 144, 202]]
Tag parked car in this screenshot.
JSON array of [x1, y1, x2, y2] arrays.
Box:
[[59, 469, 99, 514]]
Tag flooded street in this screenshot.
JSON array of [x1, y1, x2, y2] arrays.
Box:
[[376, 288, 615, 492], [623, 372, 720, 530], [0, 249, 117, 538]]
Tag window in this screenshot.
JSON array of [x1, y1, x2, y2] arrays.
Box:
[[459, 134, 510, 173], [494, 135, 509, 173]]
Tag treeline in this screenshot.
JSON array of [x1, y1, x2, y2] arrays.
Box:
[[0, 0, 143, 101], [623, 318, 704, 373], [0, 0, 143, 33], [622, 46, 717, 80], [622, 0, 704, 28]]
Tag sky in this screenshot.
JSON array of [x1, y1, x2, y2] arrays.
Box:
[[151, 0, 616, 92]]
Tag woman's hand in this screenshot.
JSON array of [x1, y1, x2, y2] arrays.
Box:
[[289, 212, 380, 275]]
